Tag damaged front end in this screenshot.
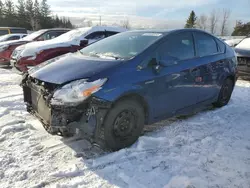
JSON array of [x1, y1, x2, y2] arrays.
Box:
[[20, 74, 112, 146]]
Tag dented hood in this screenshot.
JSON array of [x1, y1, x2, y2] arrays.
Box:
[[30, 52, 122, 84]]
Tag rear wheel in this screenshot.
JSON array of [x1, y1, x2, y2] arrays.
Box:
[[213, 78, 234, 107], [103, 99, 145, 151]]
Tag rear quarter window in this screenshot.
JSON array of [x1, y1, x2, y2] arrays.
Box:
[[216, 39, 226, 53]]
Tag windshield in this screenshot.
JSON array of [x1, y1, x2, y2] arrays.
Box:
[[80, 32, 163, 59], [236, 37, 250, 50], [22, 30, 46, 41], [52, 28, 90, 42]]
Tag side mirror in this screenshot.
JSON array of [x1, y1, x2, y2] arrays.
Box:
[[80, 39, 88, 47], [159, 55, 178, 67]]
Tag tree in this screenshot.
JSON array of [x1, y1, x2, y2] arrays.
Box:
[[5, 0, 16, 26], [120, 18, 131, 29], [220, 9, 231, 36], [196, 14, 208, 30], [232, 21, 250, 36], [33, 0, 40, 30], [25, 0, 34, 29], [185, 10, 197, 28], [209, 9, 219, 34], [16, 0, 29, 29], [39, 0, 52, 28], [0, 0, 5, 25]]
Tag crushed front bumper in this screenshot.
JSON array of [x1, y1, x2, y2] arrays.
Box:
[[22, 76, 112, 145]]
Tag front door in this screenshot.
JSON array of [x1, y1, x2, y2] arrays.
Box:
[[140, 31, 201, 119]]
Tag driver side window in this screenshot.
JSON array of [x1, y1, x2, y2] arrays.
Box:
[[157, 32, 195, 62]]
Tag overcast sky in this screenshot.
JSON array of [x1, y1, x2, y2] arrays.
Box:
[[14, 0, 250, 32]]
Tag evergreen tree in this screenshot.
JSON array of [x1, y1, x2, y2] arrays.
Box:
[[231, 21, 250, 36], [16, 0, 29, 28], [4, 0, 17, 26], [0, 0, 5, 25], [33, 0, 40, 30], [185, 10, 197, 28], [25, 0, 34, 29], [39, 0, 52, 28]]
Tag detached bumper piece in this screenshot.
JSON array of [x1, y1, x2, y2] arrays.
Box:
[[22, 76, 112, 147]]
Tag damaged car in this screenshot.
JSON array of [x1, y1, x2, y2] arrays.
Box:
[[21, 29, 238, 151], [11, 26, 127, 72], [234, 35, 250, 79]]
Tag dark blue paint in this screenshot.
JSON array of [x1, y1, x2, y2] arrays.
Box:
[[31, 29, 237, 125]]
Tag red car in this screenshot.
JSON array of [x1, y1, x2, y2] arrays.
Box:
[[0, 28, 70, 67], [11, 26, 127, 72]]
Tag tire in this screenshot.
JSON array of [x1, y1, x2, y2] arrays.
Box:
[[103, 99, 145, 151], [213, 78, 234, 107]]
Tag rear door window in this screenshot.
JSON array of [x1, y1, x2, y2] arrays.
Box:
[[194, 32, 218, 57], [7, 36, 21, 41], [158, 31, 195, 62]]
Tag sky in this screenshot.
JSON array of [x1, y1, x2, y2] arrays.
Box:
[[14, 0, 250, 33]]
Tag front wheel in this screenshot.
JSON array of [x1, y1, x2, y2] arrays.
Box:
[[103, 99, 145, 151], [213, 78, 234, 107]]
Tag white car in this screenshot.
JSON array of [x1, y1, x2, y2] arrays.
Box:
[[11, 26, 128, 72], [224, 38, 243, 47], [0, 33, 27, 42]]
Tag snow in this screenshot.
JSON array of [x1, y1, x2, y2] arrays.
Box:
[[235, 37, 250, 50], [0, 67, 250, 188], [17, 26, 128, 58], [224, 38, 243, 47]]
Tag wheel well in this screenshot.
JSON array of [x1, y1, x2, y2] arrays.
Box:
[[227, 75, 235, 87], [114, 94, 149, 123]]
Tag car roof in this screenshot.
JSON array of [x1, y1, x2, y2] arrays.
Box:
[[127, 28, 214, 36], [3, 33, 27, 36], [40, 28, 71, 32]]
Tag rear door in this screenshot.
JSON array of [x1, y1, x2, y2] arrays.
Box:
[[193, 31, 225, 102]]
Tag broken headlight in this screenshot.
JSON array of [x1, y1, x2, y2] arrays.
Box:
[[51, 78, 107, 105]]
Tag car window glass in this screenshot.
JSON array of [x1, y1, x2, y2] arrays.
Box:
[[157, 32, 195, 62], [195, 32, 218, 56], [10, 28, 27, 34], [37, 31, 62, 40], [0, 29, 9, 36], [85, 31, 106, 40], [105, 31, 119, 37], [216, 39, 226, 53], [7, 36, 20, 40]]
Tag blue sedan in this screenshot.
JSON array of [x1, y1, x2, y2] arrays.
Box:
[[21, 29, 238, 151]]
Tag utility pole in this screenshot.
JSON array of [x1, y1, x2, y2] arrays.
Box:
[[99, 15, 101, 26]]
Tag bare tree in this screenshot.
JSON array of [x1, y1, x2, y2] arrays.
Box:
[[196, 14, 208, 30], [120, 18, 131, 29], [209, 9, 219, 34], [220, 9, 231, 36]]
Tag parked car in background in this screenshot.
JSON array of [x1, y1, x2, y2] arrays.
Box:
[[234, 36, 250, 79], [0, 28, 70, 67], [225, 38, 243, 47], [0, 27, 27, 36], [21, 29, 237, 151], [11, 26, 127, 72], [0, 34, 27, 42]]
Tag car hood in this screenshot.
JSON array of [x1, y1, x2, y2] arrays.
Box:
[[0, 39, 30, 47], [234, 48, 250, 57], [20, 39, 73, 57], [30, 52, 122, 85]]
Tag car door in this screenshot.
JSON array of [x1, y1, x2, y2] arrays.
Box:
[[140, 31, 200, 119], [193, 31, 224, 103]]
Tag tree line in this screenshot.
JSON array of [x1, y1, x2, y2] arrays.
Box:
[[184, 10, 250, 36], [0, 0, 74, 30]]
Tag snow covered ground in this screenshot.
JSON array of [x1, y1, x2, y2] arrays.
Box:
[[0, 68, 250, 188]]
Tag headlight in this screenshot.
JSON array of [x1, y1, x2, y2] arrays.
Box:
[[0, 45, 9, 52], [51, 78, 108, 105]]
